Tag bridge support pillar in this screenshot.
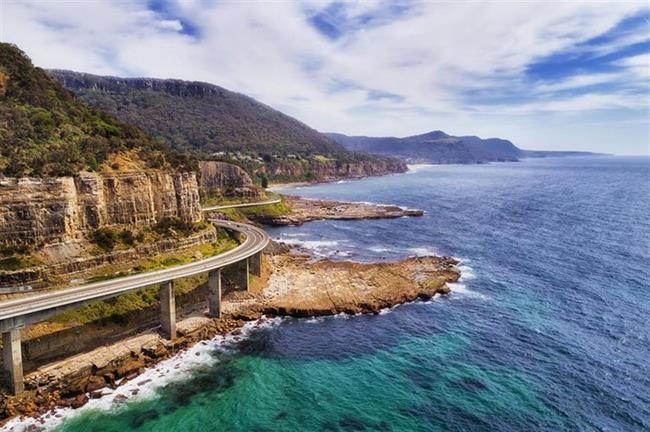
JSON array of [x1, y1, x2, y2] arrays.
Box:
[[222, 260, 249, 293], [230, 230, 243, 243], [3, 328, 24, 395], [249, 252, 262, 277], [159, 281, 176, 339], [208, 269, 222, 318]]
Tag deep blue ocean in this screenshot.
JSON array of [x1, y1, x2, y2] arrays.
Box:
[[25, 156, 650, 432]]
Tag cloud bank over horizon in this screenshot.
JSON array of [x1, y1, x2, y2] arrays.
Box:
[[1, 1, 648, 154]]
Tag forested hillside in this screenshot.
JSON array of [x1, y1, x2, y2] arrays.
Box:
[[51, 70, 346, 158], [327, 131, 522, 164], [0, 43, 191, 177], [328, 131, 600, 164], [51, 70, 405, 182]]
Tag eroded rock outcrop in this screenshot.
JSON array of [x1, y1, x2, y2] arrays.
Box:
[[199, 161, 261, 198], [264, 158, 407, 182], [0, 171, 202, 248], [228, 253, 460, 317], [247, 195, 423, 226]]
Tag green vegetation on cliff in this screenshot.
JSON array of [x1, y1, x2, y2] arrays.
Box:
[[51, 229, 238, 325], [0, 43, 193, 177], [327, 131, 523, 164], [88, 218, 209, 252], [210, 192, 291, 222], [0, 254, 42, 271]]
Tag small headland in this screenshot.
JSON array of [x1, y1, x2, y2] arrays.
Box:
[[212, 194, 424, 226]]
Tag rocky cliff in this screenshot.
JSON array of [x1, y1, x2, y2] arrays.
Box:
[[0, 171, 202, 249], [262, 157, 407, 182], [199, 161, 261, 198]]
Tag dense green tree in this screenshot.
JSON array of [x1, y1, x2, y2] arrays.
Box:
[[0, 43, 194, 177], [49, 70, 386, 166], [259, 173, 269, 188]]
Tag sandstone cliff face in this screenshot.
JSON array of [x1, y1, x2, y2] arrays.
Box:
[[0, 70, 8, 97], [0, 171, 202, 248], [265, 158, 407, 181], [199, 161, 261, 198]]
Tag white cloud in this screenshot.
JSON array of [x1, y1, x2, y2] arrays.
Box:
[[617, 53, 650, 82], [0, 0, 647, 153], [620, 53, 650, 68], [157, 19, 183, 32], [534, 73, 621, 93], [481, 92, 647, 114]]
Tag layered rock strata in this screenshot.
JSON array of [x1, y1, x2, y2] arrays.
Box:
[[0, 171, 202, 248], [263, 158, 407, 182], [199, 161, 261, 198]]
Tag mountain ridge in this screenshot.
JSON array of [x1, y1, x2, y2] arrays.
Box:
[[327, 131, 601, 164], [50, 70, 344, 155], [50, 70, 406, 181]]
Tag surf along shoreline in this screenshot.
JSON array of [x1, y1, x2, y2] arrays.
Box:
[[0, 167, 461, 426]]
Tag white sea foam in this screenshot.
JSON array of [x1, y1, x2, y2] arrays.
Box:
[[458, 264, 476, 281], [407, 246, 439, 256], [3, 317, 283, 432], [342, 199, 409, 209], [5, 247, 483, 431], [448, 282, 489, 300], [276, 238, 339, 248], [406, 164, 434, 174], [290, 197, 419, 213], [422, 295, 444, 304], [276, 237, 353, 259], [279, 232, 308, 238], [340, 199, 389, 207], [443, 258, 487, 299]]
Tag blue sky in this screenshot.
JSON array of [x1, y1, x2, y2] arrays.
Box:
[[1, 1, 648, 154]]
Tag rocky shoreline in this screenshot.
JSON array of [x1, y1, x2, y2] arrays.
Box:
[[233, 251, 459, 318], [0, 245, 459, 424], [248, 195, 423, 226]]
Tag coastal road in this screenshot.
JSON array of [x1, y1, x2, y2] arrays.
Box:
[[201, 198, 281, 211], [0, 220, 270, 332]]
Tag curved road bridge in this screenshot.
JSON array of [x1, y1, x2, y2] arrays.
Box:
[[0, 210, 272, 394]]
